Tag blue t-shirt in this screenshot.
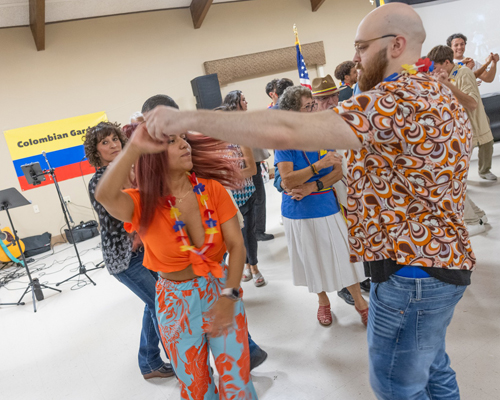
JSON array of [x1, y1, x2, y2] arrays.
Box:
[[274, 150, 340, 219]]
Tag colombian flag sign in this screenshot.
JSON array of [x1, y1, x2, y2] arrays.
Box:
[[4, 112, 107, 191]]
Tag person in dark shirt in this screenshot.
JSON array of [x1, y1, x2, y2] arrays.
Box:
[[334, 60, 358, 102], [85, 121, 175, 380]]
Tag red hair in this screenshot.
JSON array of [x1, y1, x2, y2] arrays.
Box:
[[129, 126, 242, 233]]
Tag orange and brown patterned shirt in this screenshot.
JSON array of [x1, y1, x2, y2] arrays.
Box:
[[334, 72, 476, 271]]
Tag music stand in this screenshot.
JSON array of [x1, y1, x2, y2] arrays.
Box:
[[0, 188, 61, 312]]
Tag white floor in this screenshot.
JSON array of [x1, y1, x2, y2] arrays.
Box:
[[1, 150, 499, 400]]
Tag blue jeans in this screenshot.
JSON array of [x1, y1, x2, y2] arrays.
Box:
[[114, 250, 166, 375], [368, 275, 467, 400]]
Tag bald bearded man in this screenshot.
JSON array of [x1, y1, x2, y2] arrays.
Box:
[[143, 4, 474, 399]]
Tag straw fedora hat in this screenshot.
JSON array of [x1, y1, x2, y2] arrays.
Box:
[[311, 75, 346, 97]]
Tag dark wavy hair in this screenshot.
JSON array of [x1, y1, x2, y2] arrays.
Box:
[[279, 86, 312, 112], [83, 122, 127, 168], [276, 78, 294, 97], [222, 90, 243, 111], [446, 33, 467, 47], [334, 61, 356, 82], [266, 79, 279, 97]]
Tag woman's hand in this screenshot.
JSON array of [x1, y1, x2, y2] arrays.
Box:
[[205, 297, 236, 337], [289, 181, 315, 200], [128, 122, 170, 155]]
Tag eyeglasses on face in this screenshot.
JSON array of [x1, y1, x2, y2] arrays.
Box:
[[301, 101, 318, 112], [354, 34, 397, 54]]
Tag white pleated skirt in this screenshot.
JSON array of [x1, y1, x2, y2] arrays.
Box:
[[283, 213, 365, 293]]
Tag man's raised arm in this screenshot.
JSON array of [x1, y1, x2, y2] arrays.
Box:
[[144, 106, 362, 151]]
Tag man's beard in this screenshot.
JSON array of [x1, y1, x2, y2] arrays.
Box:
[[358, 48, 389, 92]]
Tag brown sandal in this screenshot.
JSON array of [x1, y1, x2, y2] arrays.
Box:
[[317, 304, 333, 326], [355, 306, 369, 327]]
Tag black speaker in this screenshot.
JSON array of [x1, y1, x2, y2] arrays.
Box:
[[191, 74, 223, 110]]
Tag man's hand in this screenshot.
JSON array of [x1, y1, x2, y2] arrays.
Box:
[[434, 70, 451, 86], [463, 57, 475, 69], [128, 123, 169, 155], [492, 53, 499, 63], [143, 105, 183, 142]]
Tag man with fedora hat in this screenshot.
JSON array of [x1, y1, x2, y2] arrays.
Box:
[[311, 75, 347, 111]]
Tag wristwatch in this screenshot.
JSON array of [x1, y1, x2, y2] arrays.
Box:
[[221, 288, 240, 301], [316, 179, 324, 191]]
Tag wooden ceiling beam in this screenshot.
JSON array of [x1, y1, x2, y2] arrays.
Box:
[[190, 0, 214, 29], [311, 0, 326, 12], [29, 0, 45, 50]]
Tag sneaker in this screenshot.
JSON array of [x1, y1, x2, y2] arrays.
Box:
[[250, 347, 268, 370], [479, 172, 497, 181], [360, 279, 371, 292], [337, 287, 355, 306], [480, 215, 489, 225], [256, 232, 274, 241], [467, 223, 486, 237], [143, 363, 175, 380]]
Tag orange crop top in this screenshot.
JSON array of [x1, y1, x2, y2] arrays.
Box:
[[123, 178, 237, 277]]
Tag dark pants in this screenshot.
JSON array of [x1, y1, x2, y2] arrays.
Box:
[[114, 249, 166, 375], [239, 193, 258, 266], [252, 162, 267, 235]]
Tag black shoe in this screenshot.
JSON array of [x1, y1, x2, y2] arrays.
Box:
[[256, 233, 274, 241], [250, 347, 268, 370], [337, 287, 355, 306], [360, 279, 371, 292]]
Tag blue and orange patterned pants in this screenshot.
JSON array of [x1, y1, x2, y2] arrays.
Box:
[[156, 269, 258, 400]]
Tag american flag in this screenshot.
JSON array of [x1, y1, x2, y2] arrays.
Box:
[[295, 26, 311, 89]]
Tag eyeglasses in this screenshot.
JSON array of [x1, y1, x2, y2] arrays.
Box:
[[301, 101, 318, 112], [354, 34, 397, 54]]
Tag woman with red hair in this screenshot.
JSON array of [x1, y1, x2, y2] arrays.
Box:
[[95, 123, 258, 399]]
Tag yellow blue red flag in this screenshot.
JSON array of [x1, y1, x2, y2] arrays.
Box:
[[4, 111, 107, 191]]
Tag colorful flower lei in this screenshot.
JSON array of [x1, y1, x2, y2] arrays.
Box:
[[165, 172, 217, 258], [402, 57, 435, 75]]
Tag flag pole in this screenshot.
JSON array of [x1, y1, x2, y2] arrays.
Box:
[[293, 24, 301, 51]]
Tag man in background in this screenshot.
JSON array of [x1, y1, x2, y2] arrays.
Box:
[[334, 61, 358, 102], [265, 79, 279, 108], [269, 78, 294, 110], [311, 74, 345, 111], [429, 44, 497, 182], [428, 45, 493, 236], [447, 33, 499, 83]]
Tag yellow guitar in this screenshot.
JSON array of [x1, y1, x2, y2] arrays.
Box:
[[0, 227, 25, 263]]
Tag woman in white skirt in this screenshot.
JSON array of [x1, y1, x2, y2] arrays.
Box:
[[275, 85, 369, 326]]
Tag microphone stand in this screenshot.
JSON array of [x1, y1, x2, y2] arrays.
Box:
[[40, 153, 102, 287]]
